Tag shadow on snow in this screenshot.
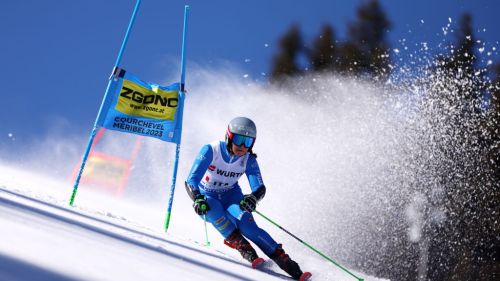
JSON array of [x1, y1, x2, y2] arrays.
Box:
[[0, 187, 290, 280]]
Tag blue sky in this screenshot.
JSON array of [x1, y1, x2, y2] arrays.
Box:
[[1, 0, 499, 148]]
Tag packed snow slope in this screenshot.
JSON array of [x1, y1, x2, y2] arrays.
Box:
[[0, 164, 385, 281], [7, 60, 490, 280]]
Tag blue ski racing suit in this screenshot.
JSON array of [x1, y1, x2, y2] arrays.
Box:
[[185, 140, 279, 256]]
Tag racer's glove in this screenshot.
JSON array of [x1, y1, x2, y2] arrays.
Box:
[[239, 185, 266, 213], [193, 194, 210, 215], [240, 194, 257, 212]]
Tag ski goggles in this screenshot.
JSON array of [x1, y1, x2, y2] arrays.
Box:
[[230, 133, 255, 148]]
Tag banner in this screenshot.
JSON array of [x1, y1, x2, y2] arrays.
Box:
[[70, 128, 144, 195], [96, 68, 185, 144], [71, 151, 131, 194]]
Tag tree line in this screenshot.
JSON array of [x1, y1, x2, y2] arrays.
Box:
[[270, 0, 391, 81]]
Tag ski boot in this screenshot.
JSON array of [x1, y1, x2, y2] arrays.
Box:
[[269, 244, 312, 280], [224, 229, 265, 269]]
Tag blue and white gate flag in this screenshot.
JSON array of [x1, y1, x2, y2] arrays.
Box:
[[96, 68, 185, 144]]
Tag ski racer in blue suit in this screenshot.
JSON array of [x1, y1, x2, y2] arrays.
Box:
[[185, 117, 311, 281]]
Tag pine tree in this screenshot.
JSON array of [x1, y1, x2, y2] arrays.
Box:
[[445, 13, 476, 74], [340, 0, 391, 77], [308, 24, 337, 72], [270, 24, 303, 83]]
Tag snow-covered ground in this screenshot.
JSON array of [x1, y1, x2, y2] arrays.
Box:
[[0, 163, 387, 281]]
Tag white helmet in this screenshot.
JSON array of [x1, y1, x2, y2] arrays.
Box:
[[225, 117, 257, 149]]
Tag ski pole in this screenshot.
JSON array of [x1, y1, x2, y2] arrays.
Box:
[[255, 210, 364, 281], [203, 214, 211, 246]]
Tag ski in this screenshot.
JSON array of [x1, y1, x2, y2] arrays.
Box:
[[299, 271, 312, 281], [251, 257, 265, 269]]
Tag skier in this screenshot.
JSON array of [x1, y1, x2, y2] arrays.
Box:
[[185, 117, 312, 281]]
